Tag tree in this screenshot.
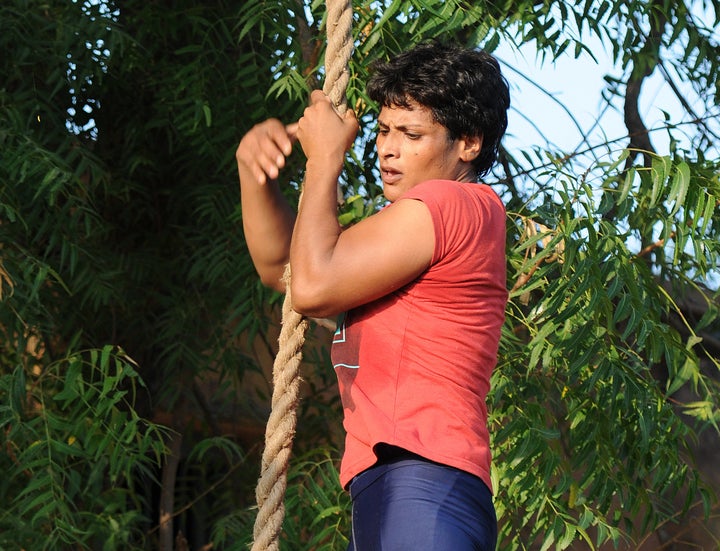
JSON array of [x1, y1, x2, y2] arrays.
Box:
[[0, 0, 718, 549]]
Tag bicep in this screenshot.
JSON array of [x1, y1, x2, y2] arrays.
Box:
[[291, 198, 435, 317]]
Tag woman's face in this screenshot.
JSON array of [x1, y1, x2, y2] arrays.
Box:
[[376, 101, 479, 202]]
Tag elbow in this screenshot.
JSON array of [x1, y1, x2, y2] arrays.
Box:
[[259, 272, 286, 293], [290, 279, 337, 318], [255, 262, 287, 293]]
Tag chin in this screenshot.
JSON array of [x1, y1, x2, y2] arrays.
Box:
[[382, 189, 399, 203]]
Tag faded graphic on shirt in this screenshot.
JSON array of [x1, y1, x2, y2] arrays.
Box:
[[331, 311, 360, 412], [331, 311, 360, 370]]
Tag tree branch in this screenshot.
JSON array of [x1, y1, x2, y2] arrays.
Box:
[[294, 0, 323, 85], [159, 431, 183, 551], [624, 4, 668, 167]]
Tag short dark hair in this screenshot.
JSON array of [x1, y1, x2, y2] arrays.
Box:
[[366, 41, 510, 178]]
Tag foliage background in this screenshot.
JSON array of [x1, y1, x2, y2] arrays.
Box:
[[1, 0, 719, 549]]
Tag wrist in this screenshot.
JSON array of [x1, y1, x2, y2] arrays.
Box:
[[305, 157, 344, 182]]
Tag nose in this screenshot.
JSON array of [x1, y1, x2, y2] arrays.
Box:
[[377, 132, 398, 158]]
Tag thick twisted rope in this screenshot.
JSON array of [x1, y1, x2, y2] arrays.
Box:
[[251, 2, 353, 550], [322, 0, 353, 114], [251, 265, 307, 551]]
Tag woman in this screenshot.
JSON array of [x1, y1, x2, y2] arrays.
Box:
[[237, 41, 510, 550]]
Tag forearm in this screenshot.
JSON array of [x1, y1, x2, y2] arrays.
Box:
[[289, 160, 343, 312], [239, 167, 296, 291], [288, 90, 358, 314], [236, 119, 300, 291]]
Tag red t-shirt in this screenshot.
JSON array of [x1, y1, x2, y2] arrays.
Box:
[[331, 179, 507, 490]]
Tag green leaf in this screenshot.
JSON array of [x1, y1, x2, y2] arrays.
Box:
[[668, 161, 690, 216], [52, 361, 82, 403]]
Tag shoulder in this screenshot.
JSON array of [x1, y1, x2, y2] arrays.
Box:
[[395, 181, 504, 265], [399, 180, 505, 223], [402, 180, 503, 206]]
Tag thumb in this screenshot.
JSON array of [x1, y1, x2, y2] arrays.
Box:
[[285, 122, 299, 140], [344, 108, 358, 124], [283, 122, 299, 154]]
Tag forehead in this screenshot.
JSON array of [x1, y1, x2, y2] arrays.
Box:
[[377, 101, 437, 128]]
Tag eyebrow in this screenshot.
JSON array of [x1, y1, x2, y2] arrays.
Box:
[[377, 120, 426, 132]]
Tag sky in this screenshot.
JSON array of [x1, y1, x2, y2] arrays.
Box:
[[492, 7, 720, 162], [495, 39, 677, 156]]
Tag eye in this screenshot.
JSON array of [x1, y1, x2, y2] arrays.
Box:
[[377, 128, 389, 136], [405, 133, 421, 140]]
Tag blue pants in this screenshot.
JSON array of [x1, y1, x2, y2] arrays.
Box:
[[347, 450, 497, 551]]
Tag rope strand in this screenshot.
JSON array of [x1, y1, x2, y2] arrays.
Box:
[[252, 268, 307, 551], [323, 0, 353, 114]]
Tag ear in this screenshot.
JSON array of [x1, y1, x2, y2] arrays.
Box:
[[459, 135, 483, 162]]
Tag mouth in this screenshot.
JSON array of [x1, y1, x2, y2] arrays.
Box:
[[380, 166, 402, 185]]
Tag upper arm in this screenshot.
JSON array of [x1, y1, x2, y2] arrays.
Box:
[[290, 198, 435, 317]]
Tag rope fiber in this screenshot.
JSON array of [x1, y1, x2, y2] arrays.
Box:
[[251, 2, 353, 549]]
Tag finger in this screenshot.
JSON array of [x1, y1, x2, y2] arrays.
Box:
[[309, 89, 328, 104], [254, 167, 267, 186], [284, 122, 299, 151], [262, 152, 283, 180], [257, 118, 292, 154], [344, 108, 358, 124], [285, 122, 299, 137], [247, 143, 283, 185], [257, 129, 290, 170], [264, 122, 295, 158]]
